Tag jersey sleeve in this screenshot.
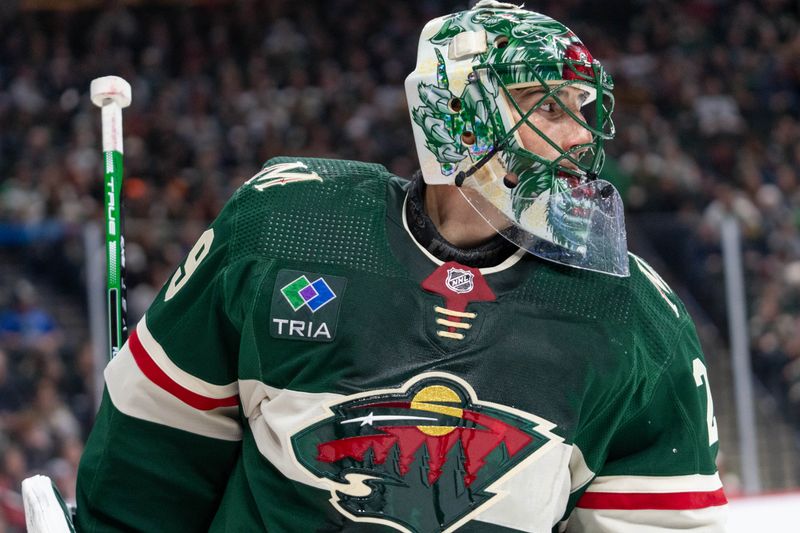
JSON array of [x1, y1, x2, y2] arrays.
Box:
[[565, 321, 728, 532], [76, 189, 256, 531]]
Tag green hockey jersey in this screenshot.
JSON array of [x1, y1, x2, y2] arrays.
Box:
[[76, 158, 727, 533]]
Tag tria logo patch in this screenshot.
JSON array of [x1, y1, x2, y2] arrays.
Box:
[[290, 373, 561, 532], [445, 267, 473, 294], [270, 270, 346, 342], [281, 275, 336, 312]]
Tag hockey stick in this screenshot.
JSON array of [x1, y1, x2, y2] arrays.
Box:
[[90, 76, 132, 359], [20, 75, 132, 533]]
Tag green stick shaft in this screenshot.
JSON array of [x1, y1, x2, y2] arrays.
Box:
[[91, 76, 132, 361], [103, 149, 127, 358]]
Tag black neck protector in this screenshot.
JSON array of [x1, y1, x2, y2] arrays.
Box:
[[405, 173, 519, 269]]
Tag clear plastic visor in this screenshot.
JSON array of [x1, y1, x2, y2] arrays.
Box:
[[459, 169, 629, 277]]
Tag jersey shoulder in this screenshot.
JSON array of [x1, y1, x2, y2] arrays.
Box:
[[227, 157, 405, 275], [513, 252, 692, 363], [624, 252, 697, 366], [245, 157, 392, 187], [626, 252, 690, 329], [236, 156, 394, 205]]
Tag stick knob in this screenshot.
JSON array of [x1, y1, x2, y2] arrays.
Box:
[[90, 76, 132, 108]]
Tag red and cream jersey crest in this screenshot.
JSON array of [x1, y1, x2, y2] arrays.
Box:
[[288, 372, 563, 533]]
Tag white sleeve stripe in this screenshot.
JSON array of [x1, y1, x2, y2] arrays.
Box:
[[138, 317, 238, 398], [566, 506, 728, 532], [585, 473, 723, 493], [106, 341, 242, 441]]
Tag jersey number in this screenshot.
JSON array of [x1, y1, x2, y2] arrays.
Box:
[[692, 358, 719, 446], [164, 229, 215, 302]]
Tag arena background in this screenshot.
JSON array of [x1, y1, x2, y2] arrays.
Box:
[[0, 0, 798, 529]]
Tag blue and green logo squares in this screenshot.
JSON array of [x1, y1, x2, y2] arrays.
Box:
[[281, 275, 337, 313], [272, 269, 347, 342]]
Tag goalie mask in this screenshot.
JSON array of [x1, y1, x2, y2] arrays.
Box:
[[405, 0, 628, 276]]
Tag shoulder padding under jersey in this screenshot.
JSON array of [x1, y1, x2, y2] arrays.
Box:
[[229, 157, 405, 276], [621, 253, 700, 401], [242, 157, 392, 193]]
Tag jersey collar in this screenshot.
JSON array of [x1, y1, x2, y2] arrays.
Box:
[[404, 175, 523, 270]]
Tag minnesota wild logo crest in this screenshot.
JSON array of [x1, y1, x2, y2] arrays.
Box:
[[290, 373, 562, 532]]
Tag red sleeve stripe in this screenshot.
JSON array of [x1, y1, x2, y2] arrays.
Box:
[[577, 488, 728, 510], [129, 329, 239, 411]]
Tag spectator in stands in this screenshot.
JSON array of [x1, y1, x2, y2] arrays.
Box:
[[0, 280, 61, 356], [0, 349, 25, 415], [0, 443, 27, 531]]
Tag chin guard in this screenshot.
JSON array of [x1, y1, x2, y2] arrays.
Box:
[[458, 160, 629, 277]]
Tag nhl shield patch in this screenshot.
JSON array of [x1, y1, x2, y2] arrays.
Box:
[[445, 267, 474, 294], [270, 270, 347, 342], [421, 262, 496, 343], [290, 372, 561, 532]]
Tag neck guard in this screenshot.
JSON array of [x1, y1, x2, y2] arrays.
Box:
[[406, 174, 519, 268]]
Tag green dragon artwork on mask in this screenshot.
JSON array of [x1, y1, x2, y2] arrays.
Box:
[[411, 6, 615, 252]]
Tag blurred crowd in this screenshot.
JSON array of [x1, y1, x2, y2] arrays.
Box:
[[0, 279, 92, 530], [0, 0, 798, 528]]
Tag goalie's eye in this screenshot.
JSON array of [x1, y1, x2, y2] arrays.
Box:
[[511, 88, 545, 114], [537, 99, 560, 116]]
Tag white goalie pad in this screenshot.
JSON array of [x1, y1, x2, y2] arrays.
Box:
[[21, 475, 75, 533]]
